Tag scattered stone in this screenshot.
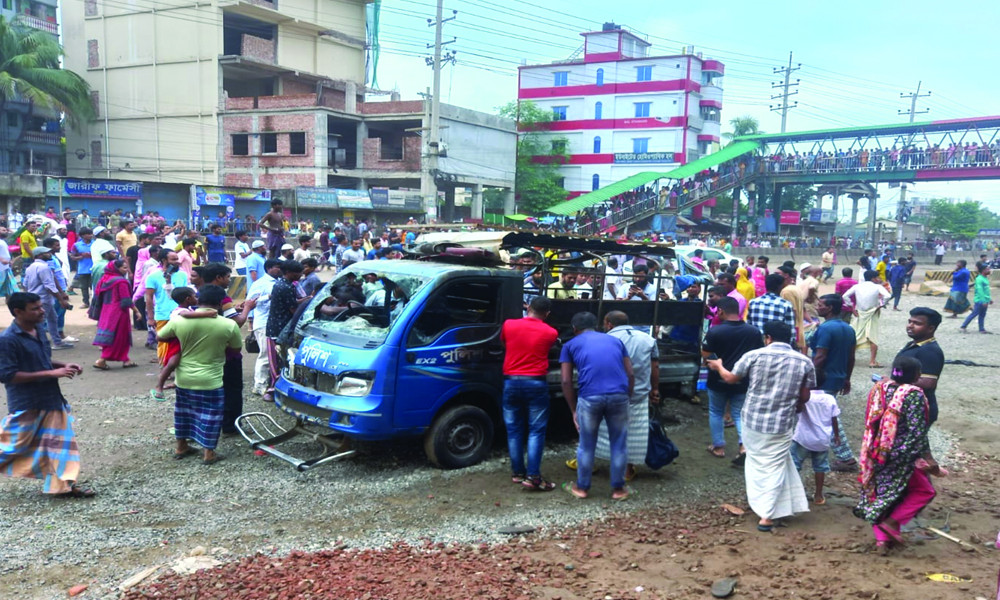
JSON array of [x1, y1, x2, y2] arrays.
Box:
[[711, 577, 738, 598]]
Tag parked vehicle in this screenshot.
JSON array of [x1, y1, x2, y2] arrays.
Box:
[[242, 232, 704, 470]]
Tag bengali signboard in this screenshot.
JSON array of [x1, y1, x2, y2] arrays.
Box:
[[613, 152, 675, 164], [780, 210, 801, 225], [49, 178, 143, 200], [193, 186, 270, 207], [371, 188, 422, 211], [808, 208, 836, 223], [979, 229, 1000, 236], [295, 187, 373, 209]]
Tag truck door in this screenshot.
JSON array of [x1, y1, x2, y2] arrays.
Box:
[[395, 278, 504, 432]]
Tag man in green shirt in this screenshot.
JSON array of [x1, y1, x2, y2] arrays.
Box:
[[157, 284, 242, 464], [960, 262, 993, 334]]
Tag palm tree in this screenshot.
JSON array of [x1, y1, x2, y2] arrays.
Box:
[[723, 115, 763, 143], [0, 17, 95, 129]]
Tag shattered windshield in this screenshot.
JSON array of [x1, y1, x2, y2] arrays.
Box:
[[297, 270, 433, 347]]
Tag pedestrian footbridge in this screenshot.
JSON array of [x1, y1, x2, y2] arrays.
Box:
[[544, 116, 1000, 236]]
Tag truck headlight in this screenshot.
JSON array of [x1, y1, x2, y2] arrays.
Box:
[[334, 371, 375, 397], [286, 348, 297, 380]]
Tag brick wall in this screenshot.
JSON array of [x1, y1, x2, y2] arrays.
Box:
[[258, 173, 316, 189], [225, 97, 256, 110], [223, 173, 253, 187], [362, 136, 421, 171], [360, 100, 423, 115], [241, 34, 275, 64], [257, 94, 317, 109], [318, 89, 347, 111], [280, 77, 314, 95]]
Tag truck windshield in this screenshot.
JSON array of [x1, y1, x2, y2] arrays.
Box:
[[296, 271, 432, 347]]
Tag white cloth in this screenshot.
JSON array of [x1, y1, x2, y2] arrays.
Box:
[[793, 391, 840, 452], [90, 238, 115, 259], [603, 267, 621, 300], [234, 240, 250, 269], [843, 281, 890, 311], [293, 248, 312, 262], [247, 273, 276, 331], [595, 392, 648, 464], [742, 427, 809, 520], [253, 327, 270, 393]]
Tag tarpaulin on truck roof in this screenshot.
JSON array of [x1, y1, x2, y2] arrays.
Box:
[[500, 231, 677, 259]]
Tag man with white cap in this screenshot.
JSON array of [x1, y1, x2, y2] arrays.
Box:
[[245, 240, 267, 282], [278, 243, 294, 261], [22, 246, 73, 349]]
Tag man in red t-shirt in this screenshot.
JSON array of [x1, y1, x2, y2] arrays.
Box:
[[501, 296, 559, 491]]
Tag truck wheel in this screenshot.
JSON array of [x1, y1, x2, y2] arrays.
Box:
[[424, 405, 494, 469]]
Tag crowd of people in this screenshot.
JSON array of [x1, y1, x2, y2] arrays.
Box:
[[0, 200, 981, 557], [763, 142, 1000, 174], [503, 244, 952, 551]]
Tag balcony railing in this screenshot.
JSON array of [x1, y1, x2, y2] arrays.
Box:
[[21, 130, 61, 145], [15, 14, 58, 34]]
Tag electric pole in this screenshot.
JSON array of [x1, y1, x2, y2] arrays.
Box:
[[770, 52, 800, 133], [422, 0, 456, 222], [895, 82, 931, 241]]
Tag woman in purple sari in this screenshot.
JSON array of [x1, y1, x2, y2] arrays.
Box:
[[92, 259, 141, 370]]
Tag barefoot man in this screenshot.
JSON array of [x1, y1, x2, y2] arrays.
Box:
[[258, 200, 286, 260]]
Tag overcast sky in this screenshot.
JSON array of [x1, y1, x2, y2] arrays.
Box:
[[374, 0, 1000, 216]]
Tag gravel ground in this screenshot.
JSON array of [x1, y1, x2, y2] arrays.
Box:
[[1, 270, 997, 599]]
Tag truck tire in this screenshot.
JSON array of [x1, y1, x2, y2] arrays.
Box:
[[424, 405, 494, 469]]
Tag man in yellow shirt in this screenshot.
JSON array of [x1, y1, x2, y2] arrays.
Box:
[[115, 221, 138, 256], [18, 221, 39, 259]]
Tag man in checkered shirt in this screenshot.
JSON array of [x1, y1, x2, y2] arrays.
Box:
[[747, 272, 796, 340], [707, 321, 814, 532]]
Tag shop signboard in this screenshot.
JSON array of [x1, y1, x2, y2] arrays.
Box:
[[193, 186, 270, 207], [613, 152, 675, 164], [779, 210, 801, 225], [49, 178, 143, 200]]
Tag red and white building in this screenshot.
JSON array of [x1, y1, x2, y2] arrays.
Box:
[[518, 23, 724, 197]]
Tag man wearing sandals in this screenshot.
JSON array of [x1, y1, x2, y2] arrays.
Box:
[[500, 296, 559, 491], [707, 321, 813, 531], [560, 312, 634, 500], [0, 292, 94, 498]]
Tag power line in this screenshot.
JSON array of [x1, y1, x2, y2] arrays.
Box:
[[770, 52, 800, 133]]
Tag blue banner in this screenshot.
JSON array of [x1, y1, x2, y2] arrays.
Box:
[[50, 178, 143, 200], [194, 186, 270, 207]]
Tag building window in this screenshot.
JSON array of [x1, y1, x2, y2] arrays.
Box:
[[632, 138, 649, 153], [593, 136, 601, 154], [551, 139, 566, 154], [261, 132, 277, 154], [231, 134, 249, 156], [553, 71, 568, 87], [594, 101, 602, 120], [289, 132, 306, 155], [634, 102, 651, 118], [636, 66, 652, 82], [592, 174, 600, 190], [552, 106, 567, 121], [6, 112, 19, 128], [700, 106, 720, 122], [595, 68, 604, 86]]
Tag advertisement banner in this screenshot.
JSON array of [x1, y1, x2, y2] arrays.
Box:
[[780, 210, 801, 225], [295, 187, 373, 209], [50, 178, 143, 200], [194, 186, 270, 207], [336, 189, 373, 209], [808, 208, 836, 223]]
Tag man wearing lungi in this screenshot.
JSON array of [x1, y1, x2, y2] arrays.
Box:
[[0, 292, 92, 497], [707, 321, 814, 531], [157, 284, 242, 465]]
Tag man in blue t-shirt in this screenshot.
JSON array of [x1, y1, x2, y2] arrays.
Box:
[[71, 228, 94, 307], [245, 240, 267, 282], [560, 311, 634, 500], [887, 257, 909, 311], [810, 293, 857, 471]]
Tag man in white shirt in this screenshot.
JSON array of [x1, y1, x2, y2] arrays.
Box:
[[340, 238, 366, 269], [233, 230, 252, 276], [603, 257, 622, 300], [247, 259, 282, 398], [934, 242, 945, 266], [843, 270, 891, 368]]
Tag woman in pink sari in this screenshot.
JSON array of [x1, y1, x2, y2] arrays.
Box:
[[92, 259, 142, 370]]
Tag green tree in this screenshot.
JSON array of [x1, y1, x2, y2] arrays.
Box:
[[780, 184, 816, 213], [498, 100, 569, 215], [0, 17, 95, 129], [926, 199, 983, 239], [723, 115, 762, 142]]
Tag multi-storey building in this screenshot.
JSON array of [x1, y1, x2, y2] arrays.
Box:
[[61, 0, 371, 185], [517, 23, 724, 197], [0, 0, 64, 177]]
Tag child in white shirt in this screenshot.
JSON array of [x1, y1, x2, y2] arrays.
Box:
[[791, 368, 841, 505]]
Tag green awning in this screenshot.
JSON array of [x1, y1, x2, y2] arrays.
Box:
[[544, 140, 760, 216], [505, 213, 531, 221], [656, 140, 759, 181], [545, 171, 666, 216]]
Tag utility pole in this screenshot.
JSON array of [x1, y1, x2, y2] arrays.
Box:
[[896, 82, 931, 241], [422, 0, 456, 222], [770, 52, 800, 133]]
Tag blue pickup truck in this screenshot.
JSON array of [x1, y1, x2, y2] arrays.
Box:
[[242, 232, 705, 470]]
